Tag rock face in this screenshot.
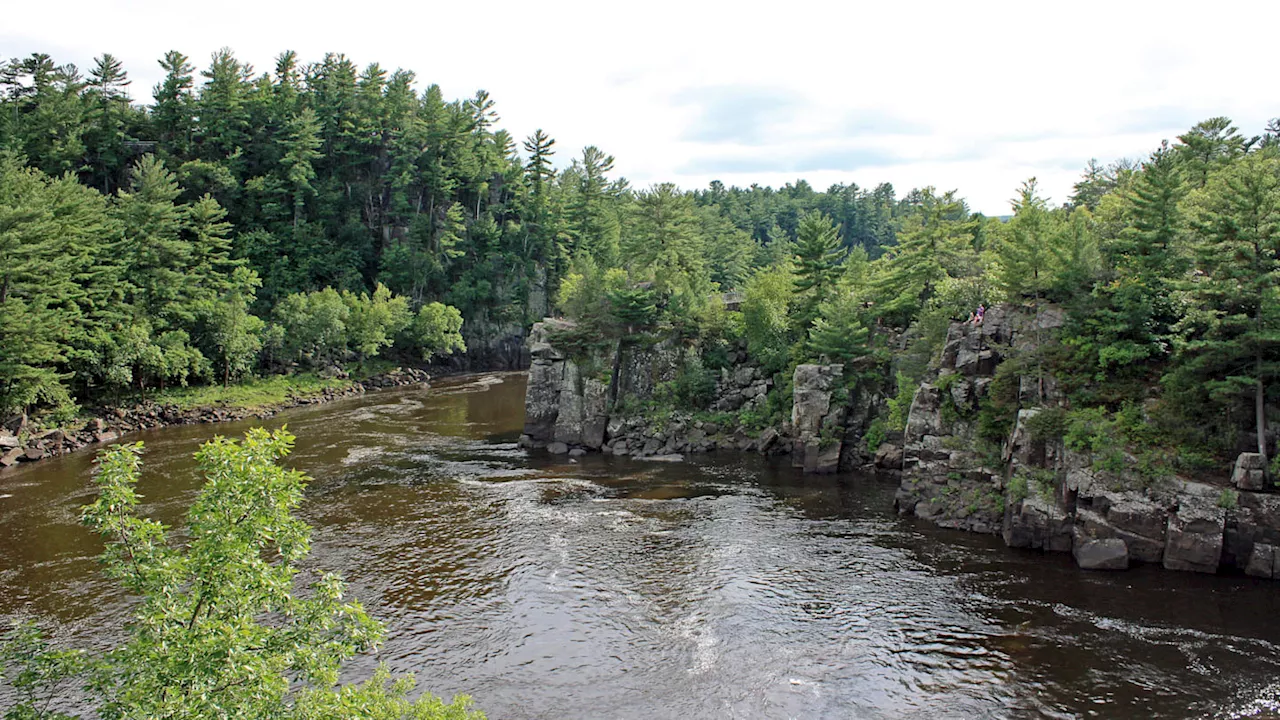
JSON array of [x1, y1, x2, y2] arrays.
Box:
[[896, 306, 1041, 535], [523, 319, 682, 453], [791, 364, 844, 474], [523, 319, 573, 444], [895, 303, 1280, 579], [520, 321, 888, 471]]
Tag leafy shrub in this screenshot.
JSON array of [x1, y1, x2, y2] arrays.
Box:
[[886, 372, 918, 432], [1026, 407, 1068, 441], [1218, 488, 1239, 509], [1007, 474, 1029, 504], [0, 430, 485, 720], [865, 418, 886, 453], [668, 356, 717, 410]]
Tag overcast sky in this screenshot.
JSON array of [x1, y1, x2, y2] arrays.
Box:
[[5, 0, 1278, 214]]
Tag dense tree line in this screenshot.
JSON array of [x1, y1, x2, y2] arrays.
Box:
[[550, 113, 1280, 472], [5, 48, 1280, 471], [0, 48, 923, 419]]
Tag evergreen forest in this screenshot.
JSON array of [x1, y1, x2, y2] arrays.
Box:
[[4, 48, 1280, 471]]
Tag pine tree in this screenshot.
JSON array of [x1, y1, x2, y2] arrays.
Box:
[[84, 53, 133, 193], [997, 179, 1061, 306], [791, 211, 845, 331], [152, 51, 196, 159], [281, 107, 322, 229], [808, 290, 870, 363], [0, 154, 110, 412], [114, 155, 191, 320], [1176, 152, 1280, 463], [872, 188, 974, 323]]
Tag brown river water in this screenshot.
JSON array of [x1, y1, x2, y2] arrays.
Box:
[[2, 372, 1279, 719]]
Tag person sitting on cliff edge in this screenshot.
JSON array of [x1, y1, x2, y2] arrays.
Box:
[[972, 304, 985, 326]]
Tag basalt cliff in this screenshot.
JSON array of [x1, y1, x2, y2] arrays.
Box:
[[520, 309, 1280, 579]]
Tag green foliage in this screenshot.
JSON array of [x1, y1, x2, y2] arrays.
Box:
[[0, 430, 483, 720], [872, 188, 977, 325], [0, 621, 88, 720], [864, 417, 886, 453], [807, 289, 871, 364], [1007, 474, 1029, 504], [976, 359, 1023, 444], [6, 50, 1280, 475], [407, 303, 467, 361], [791, 211, 845, 331], [740, 265, 796, 374], [660, 356, 717, 410], [886, 372, 917, 433], [1026, 407, 1068, 442], [1218, 488, 1239, 510]]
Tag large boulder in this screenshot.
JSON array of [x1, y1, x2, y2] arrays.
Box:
[[0, 432, 19, 450], [1232, 452, 1268, 492], [874, 444, 904, 470], [1073, 533, 1130, 571], [0, 447, 23, 467]]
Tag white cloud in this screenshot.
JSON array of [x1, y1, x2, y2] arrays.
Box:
[[4, 0, 1278, 213]]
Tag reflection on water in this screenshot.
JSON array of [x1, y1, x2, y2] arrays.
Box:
[[2, 372, 1279, 719]]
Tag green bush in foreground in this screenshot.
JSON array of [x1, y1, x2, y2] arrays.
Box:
[[0, 429, 484, 720]]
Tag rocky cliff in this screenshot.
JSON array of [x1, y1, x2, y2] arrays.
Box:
[[892, 304, 1280, 579], [519, 319, 882, 471]]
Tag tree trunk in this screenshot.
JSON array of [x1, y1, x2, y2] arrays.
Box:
[[1258, 305, 1269, 466]]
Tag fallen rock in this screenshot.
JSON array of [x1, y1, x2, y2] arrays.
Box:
[[1073, 534, 1130, 570], [874, 444, 903, 470], [547, 442, 569, 455], [23, 447, 45, 461], [0, 432, 19, 450], [1233, 452, 1268, 492], [759, 427, 780, 452], [638, 454, 684, 462], [568, 448, 587, 458], [1, 447, 23, 467]]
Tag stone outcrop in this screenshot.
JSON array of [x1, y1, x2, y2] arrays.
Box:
[[522, 319, 686, 454], [895, 306, 1041, 535], [1232, 452, 1268, 491], [791, 364, 844, 474], [520, 321, 887, 471], [895, 303, 1280, 579]]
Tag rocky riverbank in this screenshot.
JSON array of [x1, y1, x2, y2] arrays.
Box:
[[520, 308, 1280, 580], [518, 318, 887, 473], [889, 304, 1280, 579], [0, 367, 432, 470]]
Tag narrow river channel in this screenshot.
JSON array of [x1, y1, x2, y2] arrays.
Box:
[[2, 373, 1279, 719]]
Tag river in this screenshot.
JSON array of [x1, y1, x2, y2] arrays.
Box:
[[1, 372, 1279, 719]]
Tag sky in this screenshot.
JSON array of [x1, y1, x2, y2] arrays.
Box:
[[4, 0, 1278, 215]]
